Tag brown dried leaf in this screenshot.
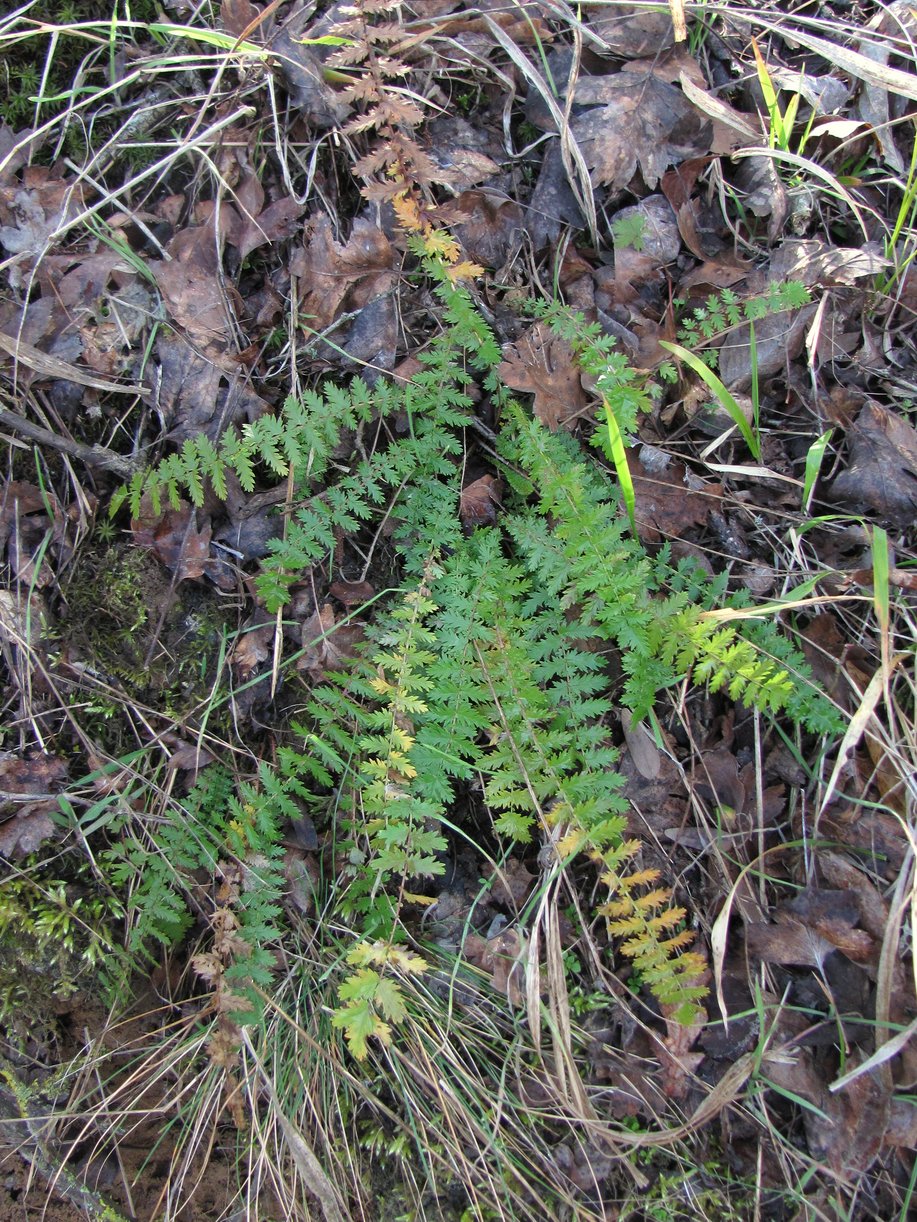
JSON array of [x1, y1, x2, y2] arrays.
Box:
[[586, 1, 675, 57], [773, 237, 888, 286], [0, 169, 85, 281], [571, 69, 712, 192], [0, 752, 68, 798], [0, 752, 68, 858], [291, 214, 394, 332], [284, 847, 320, 917], [498, 323, 588, 430], [449, 188, 523, 269], [132, 502, 219, 584], [460, 474, 502, 528], [746, 890, 877, 970], [482, 928, 527, 1007], [484, 857, 537, 908], [733, 155, 788, 242], [744, 919, 836, 969], [150, 227, 236, 352], [0, 808, 56, 857], [829, 401, 917, 528], [629, 450, 719, 544], [221, 0, 262, 38], [298, 603, 365, 681], [166, 741, 217, 776], [806, 1068, 890, 1176], [230, 618, 274, 678], [328, 579, 375, 608], [782, 889, 878, 966]]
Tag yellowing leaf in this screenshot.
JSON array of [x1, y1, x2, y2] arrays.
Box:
[[374, 978, 408, 1023], [386, 947, 428, 974], [447, 260, 485, 282], [402, 891, 437, 906]]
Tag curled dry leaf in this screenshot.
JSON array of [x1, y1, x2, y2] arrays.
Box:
[[745, 889, 877, 970], [460, 474, 502, 528], [449, 188, 523, 269], [620, 708, 660, 780], [230, 616, 274, 679], [463, 927, 528, 1007], [298, 602, 365, 682]]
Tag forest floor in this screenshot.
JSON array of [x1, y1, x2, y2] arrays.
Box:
[[1, 1, 916, 1220]]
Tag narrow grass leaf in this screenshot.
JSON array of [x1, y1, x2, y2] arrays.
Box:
[[660, 340, 760, 458], [603, 398, 636, 534], [802, 429, 833, 510]]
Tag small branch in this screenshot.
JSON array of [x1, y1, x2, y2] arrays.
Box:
[[0, 408, 138, 479]]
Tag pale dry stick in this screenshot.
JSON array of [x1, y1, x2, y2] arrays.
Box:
[[817, 658, 902, 817], [874, 852, 915, 1089], [484, 14, 599, 249], [60, 158, 169, 257]]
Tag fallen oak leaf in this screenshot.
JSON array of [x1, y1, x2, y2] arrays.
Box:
[[498, 323, 588, 430], [570, 68, 712, 192]]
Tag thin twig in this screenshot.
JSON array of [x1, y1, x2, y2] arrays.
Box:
[[0, 408, 138, 478]]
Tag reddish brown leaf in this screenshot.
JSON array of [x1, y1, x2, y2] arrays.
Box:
[[328, 579, 375, 608], [0, 808, 56, 857], [807, 1068, 890, 1176], [460, 474, 502, 528], [150, 226, 237, 352], [630, 449, 720, 544], [291, 214, 394, 332], [498, 323, 588, 430], [132, 502, 216, 583], [221, 0, 262, 39]]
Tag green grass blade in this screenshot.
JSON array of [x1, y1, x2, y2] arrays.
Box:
[[802, 429, 833, 511], [603, 398, 636, 534], [660, 340, 761, 459]]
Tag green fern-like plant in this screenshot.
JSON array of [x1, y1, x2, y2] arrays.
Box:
[[104, 764, 284, 1021], [111, 233, 838, 1050], [675, 280, 812, 369]]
